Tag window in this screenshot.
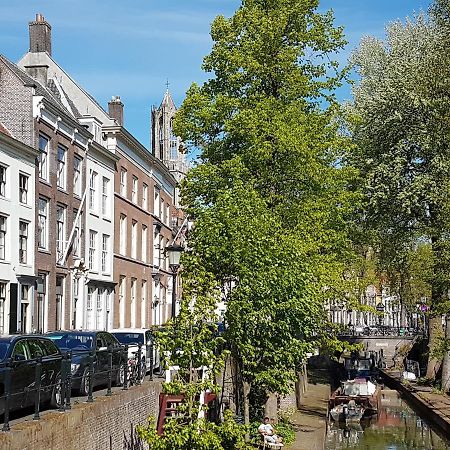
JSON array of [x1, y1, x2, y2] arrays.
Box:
[[119, 276, 125, 328], [56, 205, 66, 263], [102, 177, 109, 216], [55, 276, 64, 330], [166, 204, 170, 226], [57, 145, 67, 189], [0, 216, 5, 260], [170, 119, 178, 160], [102, 234, 109, 273], [87, 286, 94, 329], [131, 220, 137, 259], [120, 168, 127, 197], [89, 171, 97, 210], [20, 285, 30, 333], [72, 277, 79, 329], [18, 174, 28, 204], [141, 225, 147, 262], [154, 187, 160, 217], [130, 278, 136, 328], [142, 183, 148, 210], [96, 288, 104, 330], [141, 280, 147, 328], [19, 221, 28, 264], [72, 209, 81, 257], [0, 165, 6, 197], [38, 135, 49, 180], [36, 273, 47, 334], [73, 156, 82, 196], [89, 230, 97, 271], [38, 198, 48, 250], [0, 282, 6, 334], [119, 214, 127, 255], [132, 176, 138, 203]]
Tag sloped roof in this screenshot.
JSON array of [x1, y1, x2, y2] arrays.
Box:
[[0, 54, 76, 118], [160, 90, 176, 110]]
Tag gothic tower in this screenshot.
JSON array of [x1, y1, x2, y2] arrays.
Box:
[[151, 90, 187, 207]]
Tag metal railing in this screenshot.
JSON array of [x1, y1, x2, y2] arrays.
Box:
[[0, 344, 154, 431]]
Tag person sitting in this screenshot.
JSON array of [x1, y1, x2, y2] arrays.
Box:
[[258, 417, 283, 447]]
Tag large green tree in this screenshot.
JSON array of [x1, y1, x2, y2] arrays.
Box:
[[349, 2, 450, 384], [175, 0, 356, 420]]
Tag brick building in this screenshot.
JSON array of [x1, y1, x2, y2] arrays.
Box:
[[0, 13, 187, 332]]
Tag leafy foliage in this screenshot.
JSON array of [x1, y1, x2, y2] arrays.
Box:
[[175, 0, 357, 408]]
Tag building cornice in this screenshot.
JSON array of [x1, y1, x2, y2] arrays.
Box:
[[0, 131, 39, 159], [103, 125, 177, 187]]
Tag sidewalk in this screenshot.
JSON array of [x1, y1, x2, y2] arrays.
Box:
[[289, 380, 330, 450]]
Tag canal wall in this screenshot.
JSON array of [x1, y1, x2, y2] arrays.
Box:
[[381, 370, 450, 438]]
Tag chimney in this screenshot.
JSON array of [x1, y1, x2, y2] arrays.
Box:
[[108, 96, 124, 126], [29, 14, 52, 55]]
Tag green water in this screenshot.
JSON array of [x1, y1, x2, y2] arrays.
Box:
[[325, 389, 450, 450]]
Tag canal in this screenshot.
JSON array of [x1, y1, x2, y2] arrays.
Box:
[[325, 389, 450, 449]]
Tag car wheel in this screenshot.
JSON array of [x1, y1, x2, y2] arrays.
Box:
[[50, 374, 63, 408], [79, 368, 91, 396]]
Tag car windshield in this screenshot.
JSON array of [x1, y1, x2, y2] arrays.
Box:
[[0, 342, 9, 361], [113, 333, 144, 345], [47, 333, 93, 350]]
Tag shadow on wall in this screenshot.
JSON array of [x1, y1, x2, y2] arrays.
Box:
[[122, 422, 144, 450]]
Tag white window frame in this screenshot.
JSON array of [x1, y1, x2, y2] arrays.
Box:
[[131, 220, 137, 259], [57, 144, 67, 190], [141, 279, 147, 328], [119, 276, 125, 328], [19, 220, 28, 264], [130, 278, 136, 328], [88, 230, 97, 271], [0, 165, 6, 197], [89, 171, 97, 211], [101, 234, 109, 273], [38, 134, 49, 180], [154, 186, 160, 217], [102, 177, 109, 216], [0, 281, 6, 334], [73, 155, 82, 197], [0, 216, 6, 261], [19, 173, 28, 204], [38, 197, 48, 250], [119, 214, 127, 255], [142, 183, 148, 210], [132, 176, 138, 203], [56, 205, 66, 263], [120, 168, 127, 197], [141, 225, 147, 262], [87, 286, 94, 329]]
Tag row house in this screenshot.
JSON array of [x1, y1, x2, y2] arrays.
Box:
[[0, 14, 186, 333], [0, 127, 38, 334]]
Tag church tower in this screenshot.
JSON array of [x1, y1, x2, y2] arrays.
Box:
[[151, 89, 188, 207]]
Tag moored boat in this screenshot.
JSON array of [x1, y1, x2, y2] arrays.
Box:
[[330, 400, 365, 423]]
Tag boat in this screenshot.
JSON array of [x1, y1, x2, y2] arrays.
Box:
[[343, 355, 378, 381], [329, 378, 381, 421], [330, 400, 365, 423]]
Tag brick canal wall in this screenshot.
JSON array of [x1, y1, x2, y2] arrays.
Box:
[[0, 381, 162, 450]]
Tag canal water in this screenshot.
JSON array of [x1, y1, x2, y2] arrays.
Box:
[[325, 389, 450, 450]]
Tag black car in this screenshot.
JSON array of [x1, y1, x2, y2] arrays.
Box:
[[0, 335, 62, 415], [46, 331, 125, 395]]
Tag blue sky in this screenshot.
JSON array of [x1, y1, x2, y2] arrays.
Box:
[[1, 0, 431, 147]]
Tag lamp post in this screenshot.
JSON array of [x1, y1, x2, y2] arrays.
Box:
[[166, 244, 183, 319]]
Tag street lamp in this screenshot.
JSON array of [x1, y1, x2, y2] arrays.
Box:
[[166, 244, 183, 319]]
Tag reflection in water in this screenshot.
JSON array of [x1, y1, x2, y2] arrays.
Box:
[[325, 389, 450, 450]]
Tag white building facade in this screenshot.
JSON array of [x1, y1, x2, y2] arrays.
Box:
[[0, 129, 38, 334]]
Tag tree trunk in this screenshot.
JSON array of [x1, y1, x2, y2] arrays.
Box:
[[264, 392, 278, 421], [426, 315, 443, 379], [243, 380, 251, 442], [441, 316, 450, 392]]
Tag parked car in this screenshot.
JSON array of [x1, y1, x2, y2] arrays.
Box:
[[46, 331, 125, 395], [110, 328, 161, 374], [0, 335, 63, 415]]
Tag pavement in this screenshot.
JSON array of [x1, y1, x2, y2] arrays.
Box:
[[289, 376, 330, 450]]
